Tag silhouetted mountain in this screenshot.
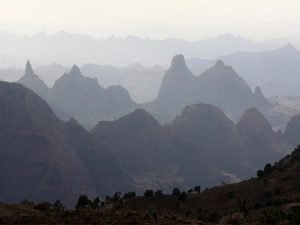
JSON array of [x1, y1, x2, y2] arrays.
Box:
[[237, 108, 289, 168], [91, 108, 209, 190], [157, 55, 197, 105], [47, 65, 138, 129], [195, 60, 255, 120], [0, 31, 289, 67], [167, 103, 249, 180], [18, 60, 49, 98], [145, 56, 271, 123], [283, 114, 300, 146], [0, 81, 128, 206], [187, 44, 300, 97]]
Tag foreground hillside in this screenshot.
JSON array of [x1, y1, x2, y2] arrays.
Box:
[[1, 147, 299, 224]]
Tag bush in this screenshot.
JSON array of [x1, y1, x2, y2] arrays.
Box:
[[264, 163, 273, 175], [154, 190, 164, 197], [172, 188, 181, 197], [123, 192, 136, 200], [144, 189, 154, 198], [194, 185, 201, 194], [53, 200, 64, 211], [257, 170, 264, 178], [75, 195, 91, 209]]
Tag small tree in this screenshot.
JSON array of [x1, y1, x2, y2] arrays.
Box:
[[112, 192, 122, 202], [75, 195, 91, 209], [172, 187, 181, 197], [187, 189, 193, 195], [53, 200, 64, 211], [123, 192, 136, 200], [91, 197, 100, 209], [257, 169, 264, 178], [194, 185, 201, 194], [144, 189, 154, 197], [264, 163, 273, 175], [155, 190, 164, 197]]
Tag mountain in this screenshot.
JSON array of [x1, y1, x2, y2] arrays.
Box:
[[18, 61, 49, 98], [0, 81, 128, 206], [237, 108, 289, 168], [166, 103, 249, 180], [156, 54, 197, 105], [0, 31, 291, 68], [187, 44, 300, 97], [145, 55, 271, 124], [46, 65, 138, 129], [91, 108, 209, 190], [283, 114, 300, 146]]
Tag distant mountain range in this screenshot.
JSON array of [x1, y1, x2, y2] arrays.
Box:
[[187, 44, 300, 97], [18, 61, 137, 129], [14, 53, 300, 130], [1, 31, 300, 67], [144, 55, 274, 124], [3, 43, 300, 104]]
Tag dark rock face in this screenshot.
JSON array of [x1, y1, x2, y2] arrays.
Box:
[[167, 103, 249, 179], [0, 81, 128, 206], [157, 54, 197, 106], [18, 61, 49, 99], [91, 108, 209, 190], [196, 60, 254, 120], [237, 108, 289, 168], [47, 65, 137, 129], [145, 55, 271, 124], [283, 114, 300, 146]]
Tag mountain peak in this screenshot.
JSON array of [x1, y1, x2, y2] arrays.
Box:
[[25, 60, 34, 77], [237, 107, 272, 132], [70, 65, 82, 76], [279, 44, 298, 54], [170, 54, 187, 69], [215, 59, 225, 67]]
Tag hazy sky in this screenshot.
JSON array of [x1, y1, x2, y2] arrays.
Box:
[[1, 0, 300, 40]]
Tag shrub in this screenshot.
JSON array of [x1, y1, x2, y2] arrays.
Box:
[[75, 195, 91, 209], [144, 189, 154, 197], [194, 185, 201, 194], [53, 200, 64, 211], [154, 190, 164, 197], [264, 163, 273, 175], [257, 170, 264, 178], [172, 188, 180, 197], [123, 192, 136, 200]]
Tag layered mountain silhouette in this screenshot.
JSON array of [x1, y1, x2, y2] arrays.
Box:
[[283, 114, 300, 146], [18, 62, 138, 129], [145, 55, 271, 124], [91, 108, 209, 190], [237, 108, 288, 167], [166, 103, 247, 179], [0, 81, 129, 206], [0, 81, 295, 206], [18, 61, 49, 99], [187, 44, 300, 97]]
